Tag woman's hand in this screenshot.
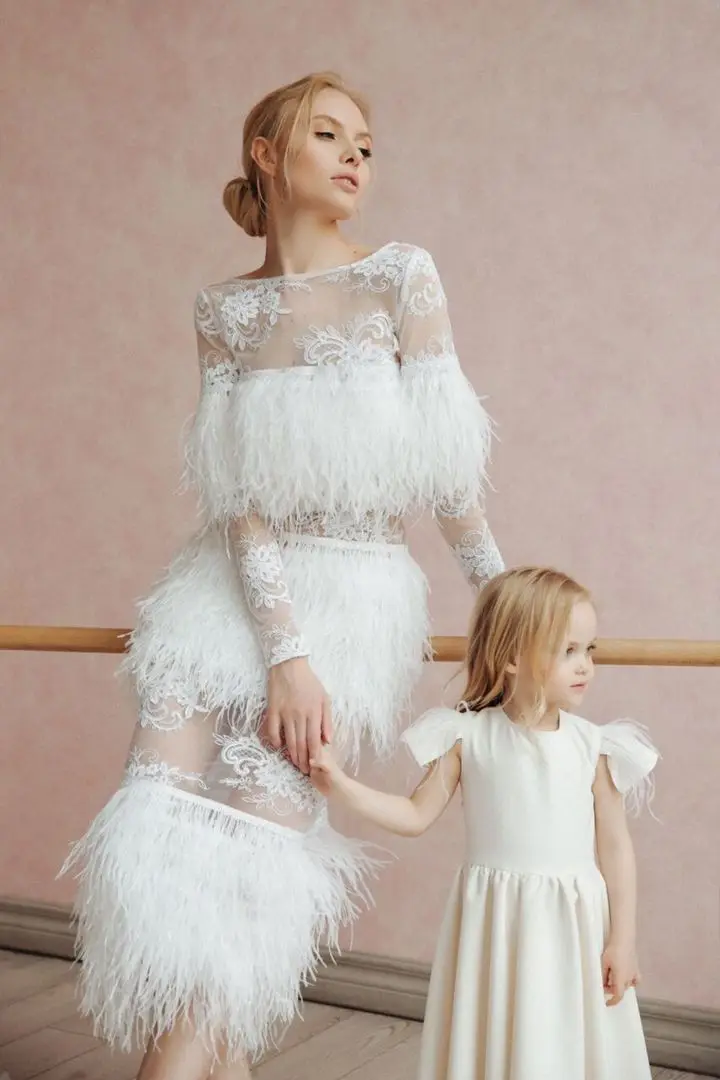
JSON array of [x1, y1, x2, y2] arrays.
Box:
[[602, 940, 640, 1006], [309, 746, 344, 797], [266, 657, 332, 774]]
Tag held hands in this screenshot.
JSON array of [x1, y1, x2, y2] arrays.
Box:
[[266, 657, 332, 775], [602, 941, 640, 1007], [308, 745, 344, 797]]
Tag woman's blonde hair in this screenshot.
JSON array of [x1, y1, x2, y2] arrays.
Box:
[[223, 71, 370, 238], [460, 567, 593, 717]]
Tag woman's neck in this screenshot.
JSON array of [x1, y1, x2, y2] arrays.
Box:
[[259, 209, 359, 278]]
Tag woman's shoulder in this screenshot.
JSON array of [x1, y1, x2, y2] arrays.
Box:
[[386, 240, 440, 274]]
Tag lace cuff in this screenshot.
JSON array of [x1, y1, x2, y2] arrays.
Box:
[[437, 508, 505, 590], [451, 522, 505, 588], [232, 519, 310, 669]]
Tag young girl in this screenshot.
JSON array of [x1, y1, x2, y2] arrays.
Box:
[[310, 567, 659, 1080]]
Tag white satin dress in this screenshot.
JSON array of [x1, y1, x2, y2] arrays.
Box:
[[403, 706, 659, 1080]]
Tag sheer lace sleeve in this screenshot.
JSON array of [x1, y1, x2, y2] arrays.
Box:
[[228, 512, 310, 669], [436, 513, 504, 589], [397, 250, 504, 589], [192, 291, 310, 669]]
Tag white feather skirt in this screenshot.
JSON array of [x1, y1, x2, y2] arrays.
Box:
[[65, 785, 378, 1062], [124, 528, 429, 759], [62, 530, 429, 1062]]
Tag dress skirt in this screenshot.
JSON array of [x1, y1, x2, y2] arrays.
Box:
[[62, 528, 429, 1062], [419, 864, 652, 1080]]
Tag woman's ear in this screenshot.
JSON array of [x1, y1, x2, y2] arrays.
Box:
[[505, 660, 518, 676], [251, 136, 277, 179]]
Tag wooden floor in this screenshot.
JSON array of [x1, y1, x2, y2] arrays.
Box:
[[0, 950, 707, 1080]]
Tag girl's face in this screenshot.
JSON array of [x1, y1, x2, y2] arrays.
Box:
[[544, 601, 597, 712], [278, 89, 373, 223]]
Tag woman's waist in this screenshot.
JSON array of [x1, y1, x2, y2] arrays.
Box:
[[206, 510, 406, 551], [276, 511, 403, 544]]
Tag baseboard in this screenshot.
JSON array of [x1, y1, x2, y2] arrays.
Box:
[[0, 897, 75, 961], [1, 898, 718, 1076]]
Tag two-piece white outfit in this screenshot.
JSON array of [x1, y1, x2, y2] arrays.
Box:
[[63, 243, 504, 1061]]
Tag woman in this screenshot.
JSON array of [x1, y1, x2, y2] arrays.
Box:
[[64, 72, 504, 1079]]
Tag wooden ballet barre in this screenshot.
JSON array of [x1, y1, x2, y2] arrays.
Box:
[[431, 635, 720, 667], [0, 626, 719, 666], [0, 625, 129, 654]]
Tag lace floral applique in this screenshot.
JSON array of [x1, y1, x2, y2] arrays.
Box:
[[139, 691, 206, 732], [220, 280, 310, 352], [200, 356, 240, 391], [326, 244, 408, 293], [194, 289, 224, 341], [437, 491, 475, 518], [401, 335, 456, 369], [260, 625, 309, 667], [233, 530, 310, 667], [452, 523, 505, 588], [401, 249, 447, 318], [124, 747, 208, 790], [294, 310, 395, 368], [236, 536, 292, 611], [216, 732, 320, 816]]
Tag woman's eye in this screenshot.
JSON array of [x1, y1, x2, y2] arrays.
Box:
[[360, 147, 373, 159], [316, 130, 335, 140]]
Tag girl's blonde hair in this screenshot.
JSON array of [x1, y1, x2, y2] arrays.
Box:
[[460, 567, 593, 716], [223, 71, 371, 238]]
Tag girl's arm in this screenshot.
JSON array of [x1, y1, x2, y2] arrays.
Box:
[[593, 754, 640, 1006], [309, 744, 461, 837]]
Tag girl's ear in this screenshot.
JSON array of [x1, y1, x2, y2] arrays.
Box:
[[505, 660, 518, 676]]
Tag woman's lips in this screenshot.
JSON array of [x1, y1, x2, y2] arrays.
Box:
[[332, 175, 358, 192]]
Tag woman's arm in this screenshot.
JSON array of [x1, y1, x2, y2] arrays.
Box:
[[187, 290, 331, 773], [435, 509, 504, 590], [310, 744, 461, 837], [229, 512, 332, 773], [395, 249, 504, 590], [594, 754, 641, 1006]]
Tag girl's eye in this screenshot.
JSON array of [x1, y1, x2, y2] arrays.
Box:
[[316, 130, 335, 140], [566, 647, 574, 657], [360, 147, 373, 159], [587, 644, 597, 655]]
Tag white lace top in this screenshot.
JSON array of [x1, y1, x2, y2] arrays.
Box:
[[185, 242, 504, 667]]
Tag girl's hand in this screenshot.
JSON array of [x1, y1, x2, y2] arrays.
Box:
[[602, 941, 640, 1006], [266, 657, 332, 774], [309, 746, 343, 797]]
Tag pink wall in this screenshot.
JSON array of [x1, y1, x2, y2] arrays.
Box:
[[1, 0, 719, 1008]]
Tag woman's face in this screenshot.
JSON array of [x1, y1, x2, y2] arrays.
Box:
[[279, 88, 374, 222]]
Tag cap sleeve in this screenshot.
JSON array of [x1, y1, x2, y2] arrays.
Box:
[[401, 707, 464, 767], [599, 719, 660, 816]]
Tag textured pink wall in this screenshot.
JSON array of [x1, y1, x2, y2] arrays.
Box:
[[1, 0, 718, 1008]]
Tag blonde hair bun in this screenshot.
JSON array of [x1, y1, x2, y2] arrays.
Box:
[[222, 175, 265, 238]]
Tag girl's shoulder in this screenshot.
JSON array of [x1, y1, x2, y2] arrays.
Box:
[[401, 706, 478, 767], [563, 712, 660, 816]]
